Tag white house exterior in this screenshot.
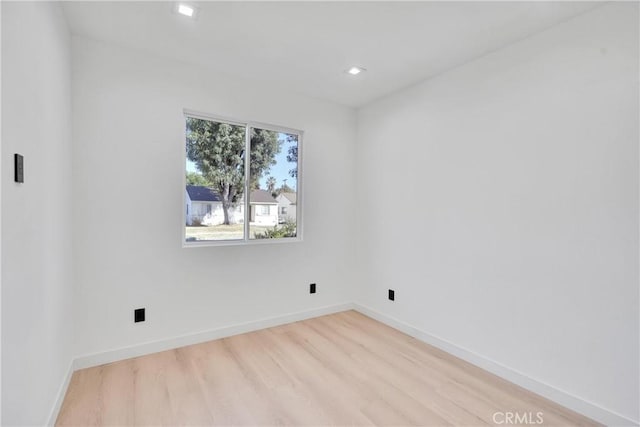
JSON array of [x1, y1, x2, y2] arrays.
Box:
[[186, 186, 277, 226], [276, 192, 297, 223], [248, 189, 279, 226], [185, 185, 242, 225]]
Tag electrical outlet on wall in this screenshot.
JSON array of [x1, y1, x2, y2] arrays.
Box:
[[388, 289, 395, 301], [310, 283, 316, 294], [134, 308, 145, 323]]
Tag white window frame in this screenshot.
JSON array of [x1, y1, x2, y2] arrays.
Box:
[[182, 109, 303, 247]]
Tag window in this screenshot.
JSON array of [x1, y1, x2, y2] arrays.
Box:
[[184, 111, 301, 244]]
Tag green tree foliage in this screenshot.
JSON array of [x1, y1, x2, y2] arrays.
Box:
[[250, 129, 281, 190], [276, 182, 295, 195], [286, 135, 298, 178], [266, 176, 277, 196], [186, 118, 281, 224], [254, 220, 297, 239], [186, 171, 211, 187]]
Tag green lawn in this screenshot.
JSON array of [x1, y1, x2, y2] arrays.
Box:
[[186, 224, 273, 241]]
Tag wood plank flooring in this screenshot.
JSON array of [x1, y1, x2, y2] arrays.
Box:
[[56, 310, 599, 426]]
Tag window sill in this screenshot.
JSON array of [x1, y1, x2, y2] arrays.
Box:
[[182, 236, 303, 248]]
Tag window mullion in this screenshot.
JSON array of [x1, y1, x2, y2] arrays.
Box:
[[244, 125, 251, 241]]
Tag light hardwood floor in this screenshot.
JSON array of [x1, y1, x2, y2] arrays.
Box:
[[56, 310, 599, 426]]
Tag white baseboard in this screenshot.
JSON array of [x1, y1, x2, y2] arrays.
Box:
[[74, 302, 354, 370], [46, 359, 74, 426], [353, 303, 639, 427]]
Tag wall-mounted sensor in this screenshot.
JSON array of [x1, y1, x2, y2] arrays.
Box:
[[14, 154, 24, 183]]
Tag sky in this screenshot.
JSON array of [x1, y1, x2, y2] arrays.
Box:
[[186, 132, 297, 191]]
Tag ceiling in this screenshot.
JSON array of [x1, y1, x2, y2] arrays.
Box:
[[61, 1, 600, 108]]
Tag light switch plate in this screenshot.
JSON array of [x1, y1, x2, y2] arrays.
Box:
[[14, 154, 24, 183]]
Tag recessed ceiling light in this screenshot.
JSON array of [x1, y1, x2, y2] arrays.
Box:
[[347, 66, 365, 75], [177, 4, 195, 17]]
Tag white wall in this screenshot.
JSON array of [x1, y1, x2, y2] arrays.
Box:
[[356, 3, 638, 424], [1, 2, 74, 425], [72, 37, 357, 358], [0, 2, 4, 422]]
